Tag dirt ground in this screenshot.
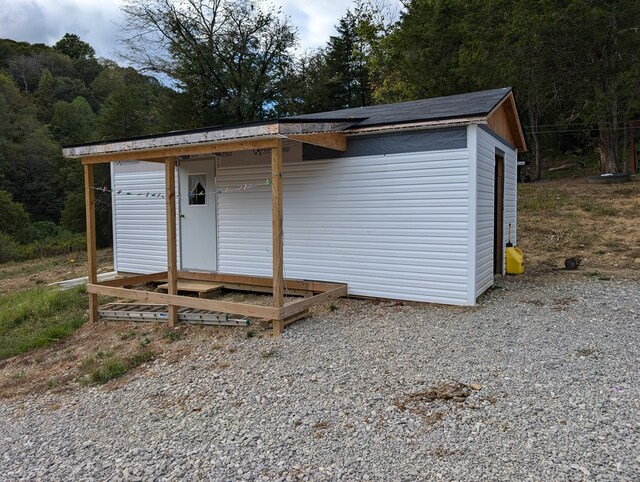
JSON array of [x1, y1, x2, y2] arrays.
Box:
[[0, 249, 114, 296], [1, 177, 638, 398], [518, 177, 640, 277]]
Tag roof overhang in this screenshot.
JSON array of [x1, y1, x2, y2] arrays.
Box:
[[62, 120, 359, 164]]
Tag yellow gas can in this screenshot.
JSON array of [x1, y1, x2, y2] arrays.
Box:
[[506, 247, 524, 275]]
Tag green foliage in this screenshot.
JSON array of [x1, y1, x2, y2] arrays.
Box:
[[51, 96, 96, 145], [98, 83, 161, 138], [0, 73, 63, 221], [373, 0, 640, 175], [162, 330, 184, 342], [0, 286, 87, 359], [80, 349, 155, 385], [0, 233, 20, 264], [0, 189, 86, 263], [54, 33, 96, 60], [121, 0, 298, 125], [0, 190, 32, 243], [0, 33, 176, 251]]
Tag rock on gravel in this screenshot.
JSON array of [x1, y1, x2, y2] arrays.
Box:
[[1, 274, 639, 481]]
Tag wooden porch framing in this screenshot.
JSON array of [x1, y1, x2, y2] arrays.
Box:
[[80, 133, 349, 335]]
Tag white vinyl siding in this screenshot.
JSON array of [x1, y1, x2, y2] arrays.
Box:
[[112, 163, 179, 274], [217, 148, 472, 305], [475, 126, 518, 296]]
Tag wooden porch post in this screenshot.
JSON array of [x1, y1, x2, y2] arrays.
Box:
[[630, 122, 636, 175], [271, 140, 284, 335], [83, 163, 99, 323], [165, 157, 178, 328]]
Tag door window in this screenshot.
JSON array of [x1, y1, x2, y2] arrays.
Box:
[[188, 174, 207, 206]]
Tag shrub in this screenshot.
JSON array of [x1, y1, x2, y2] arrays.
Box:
[[0, 232, 20, 263]]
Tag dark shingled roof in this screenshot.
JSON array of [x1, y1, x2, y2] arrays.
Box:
[[287, 87, 512, 128]]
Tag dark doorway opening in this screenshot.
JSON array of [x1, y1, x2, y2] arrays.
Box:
[[494, 153, 505, 275]]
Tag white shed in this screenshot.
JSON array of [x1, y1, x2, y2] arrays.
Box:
[[63, 87, 526, 332]]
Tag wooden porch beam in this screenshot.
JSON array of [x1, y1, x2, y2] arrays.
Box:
[[281, 285, 348, 319], [286, 133, 347, 151], [99, 272, 168, 288], [176, 271, 343, 293], [86, 284, 281, 319], [79, 138, 280, 164], [83, 163, 98, 323], [272, 139, 285, 335]]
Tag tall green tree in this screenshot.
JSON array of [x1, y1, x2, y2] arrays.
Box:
[[54, 33, 96, 60], [560, 0, 640, 172], [0, 73, 62, 221], [323, 9, 375, 109], [120, 0, 298, 126], [50, 96, 97, 145]]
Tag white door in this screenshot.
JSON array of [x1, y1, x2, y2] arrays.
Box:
[[179, 159, 217, 272]]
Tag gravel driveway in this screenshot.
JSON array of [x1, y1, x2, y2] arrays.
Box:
[[1, 273, 639, 481]]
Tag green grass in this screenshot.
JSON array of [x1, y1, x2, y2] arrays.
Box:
[[80, 349, 155, 385], [0, 286, 87, 360], [579, 200, 618, 216], [519, 187, 569, 211]]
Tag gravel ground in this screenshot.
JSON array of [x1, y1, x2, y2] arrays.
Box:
[[1, 273, 639, 481]]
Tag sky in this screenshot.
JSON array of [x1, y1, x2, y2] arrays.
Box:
[[0, 0, 399, 59]]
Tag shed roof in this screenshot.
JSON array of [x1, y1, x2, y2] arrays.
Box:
[[289, 87, 512, 127], [62, 87, 526, 161]]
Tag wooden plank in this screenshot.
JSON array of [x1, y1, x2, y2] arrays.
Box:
[[210, 282, 310, 297], [86, 284, 280, 319], [272, 139, 284, 336], [83, 164, 98, 323], [165, 157, 178, 328], [286, 133, 347, 151], [283, 309, 310, 327], [99, 272, 168, 287], [176, 271, 339, 293], [157, 280, 223, 294], [79, 138, 279, 164], [281, 285, 347, 319]]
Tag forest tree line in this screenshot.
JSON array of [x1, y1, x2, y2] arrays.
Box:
[[1, 0, 639, 261]]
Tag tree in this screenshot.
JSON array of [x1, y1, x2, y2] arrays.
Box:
[[54, 33, 96, 60], [6, 51, 75, 92], [0, 190, 32, 243], [323, 9, 378, 109], [119, 0, 298, 126], [277, 4, 385, 116], [560, 0, 640, 173], [51, 96, 97, 145], [0, 73, 62, 221]]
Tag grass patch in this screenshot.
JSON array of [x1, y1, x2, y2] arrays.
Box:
[[579, 200, 618, 216], [519, 187, 569, 211], [0, 286, 87, 360], [162, 330, 184, 342], [585, 271, 612, 281], [80, 349, 155, 385]]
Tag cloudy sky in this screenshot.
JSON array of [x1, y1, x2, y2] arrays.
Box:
[[0, 0, 400, 59]]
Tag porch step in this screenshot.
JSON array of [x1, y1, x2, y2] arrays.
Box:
[[98, 303, 250, 326], [156, 280, 223, 298]]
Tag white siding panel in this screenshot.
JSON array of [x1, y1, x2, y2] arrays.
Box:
[[475, 127, 518, 297], [112, 165, 180, 274], [217, 149, 472, 305]]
